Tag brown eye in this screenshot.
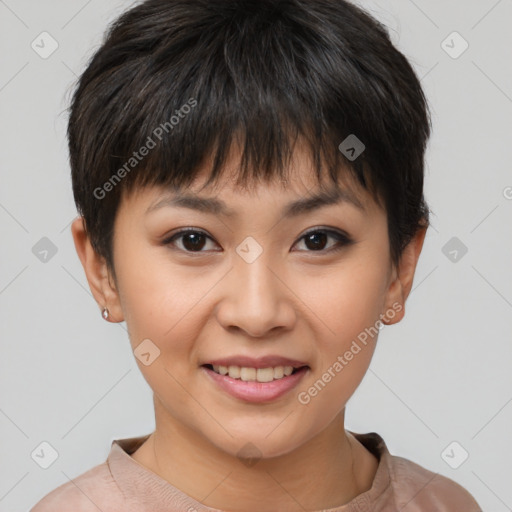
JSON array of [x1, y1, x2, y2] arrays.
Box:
[[304, 231, 329, 250], [163, 227, 353, 255], [163, 229, 217, 253], [180, 232, 207, 251], [294, 229, 353, 253]]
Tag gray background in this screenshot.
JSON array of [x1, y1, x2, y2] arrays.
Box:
[[1, 0, 511, 510]]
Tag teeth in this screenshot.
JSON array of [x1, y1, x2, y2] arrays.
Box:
[[240, 367, 256, 381], [211, 364, 301, 382], [274, 366, 284, 379], [228, 365, 240, 378], [256, 368, 274, 382]]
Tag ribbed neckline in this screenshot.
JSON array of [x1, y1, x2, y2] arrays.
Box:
[[106, 431, 392, 511]]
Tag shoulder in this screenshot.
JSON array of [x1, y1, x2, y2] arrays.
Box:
[[350, 431, 482, 512], [388, 454, 482, 511], [29, 460, 125, 512]]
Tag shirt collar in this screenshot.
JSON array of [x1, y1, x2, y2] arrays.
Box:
[[107, 430, 393, 511]]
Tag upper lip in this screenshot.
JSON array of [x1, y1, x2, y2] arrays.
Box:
[[202, 355, 309, 369]]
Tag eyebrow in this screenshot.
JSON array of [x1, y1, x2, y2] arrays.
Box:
[[145, 186, 365, 218]]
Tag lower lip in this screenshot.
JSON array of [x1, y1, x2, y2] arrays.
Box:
[[201, 366, 309, 403]]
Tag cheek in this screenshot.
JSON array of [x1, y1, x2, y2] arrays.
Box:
[[293, 252, 388, 407], [303, 255, 388, 348], [114, 247, 221, 390], [114, 253, 204, 407], [115, 244, 198, 335], [294, 286, 381, 427]]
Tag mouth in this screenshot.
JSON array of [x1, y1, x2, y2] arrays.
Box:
[[200, 359, 310, 403], [201, 363, 308, 383]]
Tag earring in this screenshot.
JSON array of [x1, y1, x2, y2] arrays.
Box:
[[102, 307, 109, 320]]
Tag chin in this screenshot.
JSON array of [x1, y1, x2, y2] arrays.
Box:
[[206, 422, 311, 461]]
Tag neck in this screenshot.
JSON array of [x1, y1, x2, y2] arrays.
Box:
[[132, 399, 378, 511]]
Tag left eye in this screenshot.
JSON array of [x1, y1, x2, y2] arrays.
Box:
[[294, 229, 352, 252], [163, 228, 352, 254]]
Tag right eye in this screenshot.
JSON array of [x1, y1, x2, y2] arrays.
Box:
[[162, 229, 220, 253]]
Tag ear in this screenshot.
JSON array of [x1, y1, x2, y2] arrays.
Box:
[[381, 225, 427, 325], [71, 216, 124, 322]]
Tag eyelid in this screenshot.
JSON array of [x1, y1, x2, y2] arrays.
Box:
[[293, 227, 353, 253], [162, 227, 219, 254], [300, 226, 350, 239], [162, 226, 353, 253]]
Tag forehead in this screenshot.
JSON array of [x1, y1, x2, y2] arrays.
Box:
[[146, 177, 367, 218]]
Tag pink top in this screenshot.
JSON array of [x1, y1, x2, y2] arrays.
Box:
[[30, 431, 481, 511]]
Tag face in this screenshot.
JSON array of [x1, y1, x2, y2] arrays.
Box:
[[84, 147, 410, 460]]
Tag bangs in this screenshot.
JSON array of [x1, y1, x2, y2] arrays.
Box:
[[68, 0, 430, 271], [71, 0, 400, 204]]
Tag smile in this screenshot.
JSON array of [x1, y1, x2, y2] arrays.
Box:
[[206, 364, 304, 382], [201, 364, 309, 403]]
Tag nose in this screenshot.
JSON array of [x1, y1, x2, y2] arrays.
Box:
[[215, 252, 296, 338]]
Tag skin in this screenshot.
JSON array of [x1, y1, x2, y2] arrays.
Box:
[[72, 145, 426, 511]]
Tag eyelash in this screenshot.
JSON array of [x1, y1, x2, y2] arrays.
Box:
[[162, 227, 353, 255]]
